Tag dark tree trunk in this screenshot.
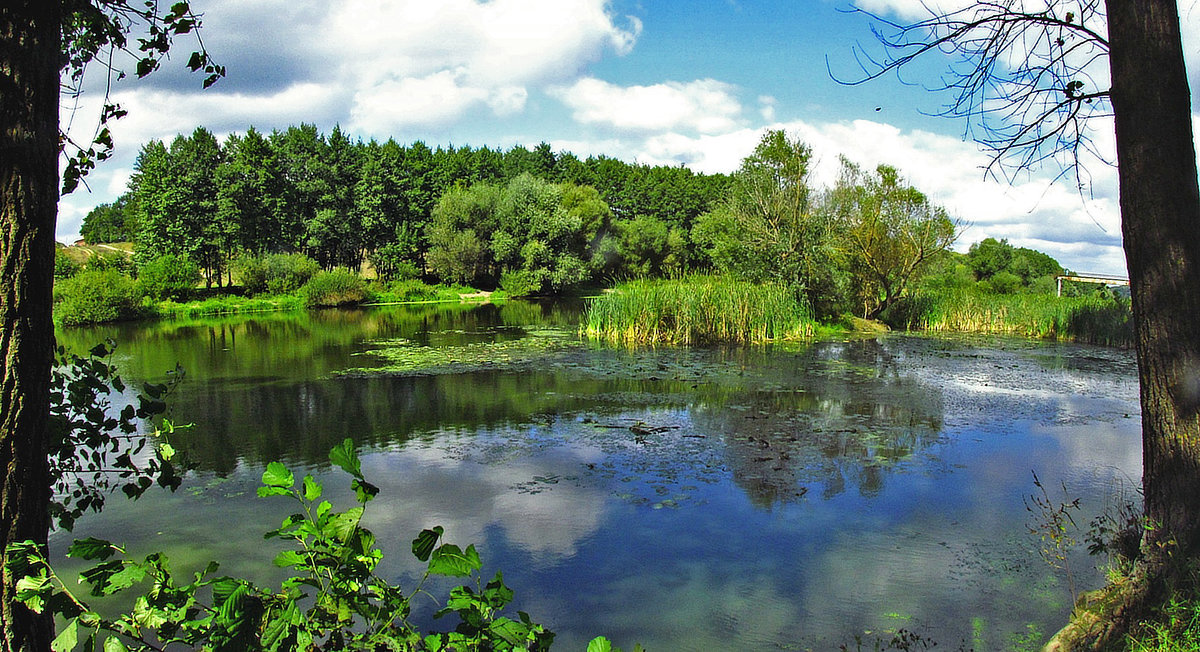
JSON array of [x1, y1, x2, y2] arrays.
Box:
[[1107, 0, 1200, 565], [0, 2, 60, 651]]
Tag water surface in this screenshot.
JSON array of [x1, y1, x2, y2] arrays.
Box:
[[55, 302, 1142, 650]]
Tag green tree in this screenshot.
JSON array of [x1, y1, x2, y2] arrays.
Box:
[[79, 195, 136, 243], [966, 237, 1015, 281], [426, 183, 502, 286], [693, 130, 844, 316], [216, 127, 287, 256], [831, 160, 957, 318]]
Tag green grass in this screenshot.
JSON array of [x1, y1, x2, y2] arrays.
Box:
[[153, 294, 305, 320], [885, 289, 1132, 347], [1124, 594, 1200, 651], [582, 275, 817, 345]]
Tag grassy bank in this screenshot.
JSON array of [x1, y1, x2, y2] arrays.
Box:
[[885, 289, 1133, 347], [582, 276, 817, 345]]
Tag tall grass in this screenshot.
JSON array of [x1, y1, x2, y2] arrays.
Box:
[[885, 289, 1132, 347], [582, 276, 816, 345]]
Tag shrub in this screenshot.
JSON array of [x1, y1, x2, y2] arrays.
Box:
[[83, 251, 134, 275], [300, 269, 369, 307], [136, 254, 201, 301], [500, 269, 542, 297], [54, 248, 81, 279], [367, 243, 419, 282], [236, 253, 320, 295], [54, 270, 143, 326]]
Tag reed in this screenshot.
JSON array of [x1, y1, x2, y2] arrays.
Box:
[[886, 289, 1132, 347], [582, 276, 817, 345]]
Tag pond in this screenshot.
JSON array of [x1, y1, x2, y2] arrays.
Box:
[[53, 300, 1142, 651]]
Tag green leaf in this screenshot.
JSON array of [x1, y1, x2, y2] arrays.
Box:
[[67, 538, 116, 561], [428, 543, 482, 577], [302, 475, 321, 502], [272, 550, 305, 568], [256, 486, 291, 498], [587, 636, 615, 652], [261, 462, 294, 489], [328, 438, 361, 478], [412, 527, 444, 562], [489, 617, 530, 646], [325, 507, 363, 541], [103, 636, 129, 652]]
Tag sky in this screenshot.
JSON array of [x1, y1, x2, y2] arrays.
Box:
[[57, 0, 1200, 276]]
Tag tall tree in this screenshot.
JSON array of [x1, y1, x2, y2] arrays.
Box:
[[850, 0, 1200, 642], [1, 3, 220, 648], [830, 160, 957, 318]]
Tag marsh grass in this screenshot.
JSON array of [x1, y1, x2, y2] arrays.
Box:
[[582, 276, 817, 345], [154, 294, 305, 319], [885, 290, 1132, 347]]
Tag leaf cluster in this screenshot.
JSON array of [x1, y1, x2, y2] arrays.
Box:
[[48, 340, 186, 530], [9, 439, 555, 651], [61, 1, 225, 194]]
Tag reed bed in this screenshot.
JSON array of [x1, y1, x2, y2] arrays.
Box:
[[582, 276, 817, 345], [887, 290, 1132, 347]]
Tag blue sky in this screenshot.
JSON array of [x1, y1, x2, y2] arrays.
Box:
[[59, 0, 1200, 276]]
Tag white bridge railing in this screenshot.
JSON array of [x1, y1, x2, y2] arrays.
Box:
[[1056, 273, 1130, 297]]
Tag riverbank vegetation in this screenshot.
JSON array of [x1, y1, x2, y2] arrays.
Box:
[[581, 276, 816, 344], [62, 126, 1129, 350]]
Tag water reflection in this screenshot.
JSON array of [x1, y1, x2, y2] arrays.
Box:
[[52, 304, 1142, 651]]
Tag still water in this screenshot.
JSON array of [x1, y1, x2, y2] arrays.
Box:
[[54, 301, 1142, 651]]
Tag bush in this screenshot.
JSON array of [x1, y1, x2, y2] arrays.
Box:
[[236, 253, 320, 295], [83, 251, 133, 275], [137, 254, 201, 301], [300, 269, 369, 307], [367, 244, 419, 282], [54, 248, 81, 280], [54, 270, 143, 325], [500, 269, 542, 297]]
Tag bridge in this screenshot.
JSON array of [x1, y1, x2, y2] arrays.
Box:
[[1056, 273, 1130, 297]]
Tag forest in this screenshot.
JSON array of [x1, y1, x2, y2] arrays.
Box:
[[63, 126, 1048, 328]]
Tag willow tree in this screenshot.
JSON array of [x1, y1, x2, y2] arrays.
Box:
[[848, 0, 1200, 644], [0, 3, 220, 649]]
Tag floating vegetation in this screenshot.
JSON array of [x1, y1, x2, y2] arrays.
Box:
[[338, 327, 582, 376], [581, 275, 817, 345]]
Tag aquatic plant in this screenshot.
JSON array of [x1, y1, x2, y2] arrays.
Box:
[[884, 289, 1132, 347], [581, 276, 817, 345]]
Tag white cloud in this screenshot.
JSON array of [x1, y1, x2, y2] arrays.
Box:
[[324, 0, 640, 133], [551, 78, 744, 134]]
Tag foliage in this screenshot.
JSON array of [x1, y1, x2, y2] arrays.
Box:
[[967, 238, 1064, 292], [83, 251, 134, 275], [368, 243, 419, 283], [1025, 472, 1083, 603], [7, 441, 555, 651], [884, 287, 1132, 346], [582, 276, 816, 344], [301, 269, 370, 308], [55, 248, 82, 280], [48, 341, 183, 531], [54, 270, 144, 326], [235, 253, 321, 296], [154, 295, 305, 320], [828, 159, 957, 318], [80, 198, 138, 244], [499, 270, 542, 298], [136, 254, 201, 301]]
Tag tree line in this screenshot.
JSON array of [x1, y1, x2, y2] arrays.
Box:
[[83, 124, 731, 288], [84, 126, 962, 319]]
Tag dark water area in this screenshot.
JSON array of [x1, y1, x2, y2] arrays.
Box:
[[54, 301, 1141, 651]]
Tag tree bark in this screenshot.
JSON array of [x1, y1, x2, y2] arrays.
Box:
[[0, 2, 60, 650], [1106, 0, 1200, 567]]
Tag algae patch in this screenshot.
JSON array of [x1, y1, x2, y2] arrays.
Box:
[[336, 327, 582, 377]]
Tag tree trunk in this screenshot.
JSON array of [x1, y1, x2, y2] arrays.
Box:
[[0, 2, 60, 651], [1107, 0, 1200, 567]]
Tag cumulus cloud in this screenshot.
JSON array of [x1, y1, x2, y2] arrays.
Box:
[[324, 0, 641, 133], [551, 78, 744, 134]]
